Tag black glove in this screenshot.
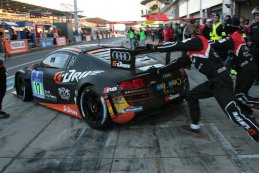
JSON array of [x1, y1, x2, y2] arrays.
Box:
[[147, 66, 159, 74], [146, 44, 157, 51]]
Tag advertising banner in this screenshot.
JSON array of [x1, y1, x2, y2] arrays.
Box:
[[4, 40, 29, 55], [55, 37, 66, 46], [40, 38, 54, 48]]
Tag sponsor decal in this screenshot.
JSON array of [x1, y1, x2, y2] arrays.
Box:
[[103, 87, 118, 94], [112, 51, 131, 61], [112, 61, 131, 68], [232, 112, 250, 130], [11, 41, 25, 49], [165, 93, 180, 102], [225, 101, 251, 130], [54, 70, 104, 84], [162, 73, 172, 79], [156, 78, 182, 91], [124, 88, 146, 95], [44, 90, 57, 101], [64, 105, 78, 115], [31, 70, 45, 98], [67, 56, 77, 69], [119, 106, 143, 113], [58, 87, 70, 100]]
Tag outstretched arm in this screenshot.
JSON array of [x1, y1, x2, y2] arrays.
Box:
[[148, 36, 203, 52]]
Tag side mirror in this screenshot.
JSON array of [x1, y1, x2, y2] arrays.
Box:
[[31, 63, 40, 70]]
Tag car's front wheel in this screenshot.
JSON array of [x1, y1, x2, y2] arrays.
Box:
[[15, 74, 33, 101], [79, 86, 112, 130]]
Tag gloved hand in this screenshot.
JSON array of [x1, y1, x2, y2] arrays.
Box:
[[147, 66, 159, 74], [146, 44, 157, 51]]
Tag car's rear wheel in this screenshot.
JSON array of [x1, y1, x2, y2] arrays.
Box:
[[79, 86, 112, 130], [16, 74, 33, 101]]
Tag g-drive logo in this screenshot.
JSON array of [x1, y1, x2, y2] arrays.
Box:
[[54, 70, 104, 84]]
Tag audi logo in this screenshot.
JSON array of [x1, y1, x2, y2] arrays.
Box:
[[112, 51, 131, 61]]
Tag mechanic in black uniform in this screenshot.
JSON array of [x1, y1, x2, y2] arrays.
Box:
[[250, 7, 259, 84], [0, 31, 9, 119], [210, 16, 259, 110], [146, 25, 259, 142]]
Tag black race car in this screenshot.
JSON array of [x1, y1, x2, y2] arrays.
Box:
[[14, 44, 189, 129]]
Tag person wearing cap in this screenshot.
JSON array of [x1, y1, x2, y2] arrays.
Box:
[[0, 31, 9, 119], [250, 7, 259, 84], [210, 15, 259, 112], [202, 18, 212, 40], [145, 24, 259, 142], [210, 12, 226, 40]]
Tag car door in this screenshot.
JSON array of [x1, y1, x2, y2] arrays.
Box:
[[31, 52, 72, 103]]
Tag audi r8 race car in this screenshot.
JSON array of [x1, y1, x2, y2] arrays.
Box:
[[14, 44, 189, 129]]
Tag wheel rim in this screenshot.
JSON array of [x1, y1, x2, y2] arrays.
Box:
[[80, 89, 106, 124]]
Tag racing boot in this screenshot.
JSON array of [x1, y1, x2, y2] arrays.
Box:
[[0, 110, 10, 119], [181, 124, 202, 137]]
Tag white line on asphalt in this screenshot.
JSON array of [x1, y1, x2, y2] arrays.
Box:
[[208, 123, 252, 173], [7, 59, 42, 70], [3, 103, 14, 110], [238, 154, 259, 159], [9, 49, 53, 59]]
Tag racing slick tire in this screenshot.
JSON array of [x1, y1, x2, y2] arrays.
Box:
[[15, 74, 33, 101], [79, 86, 112, 130]]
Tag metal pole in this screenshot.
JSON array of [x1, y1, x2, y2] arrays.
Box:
[[200, 0, 203, 24], [74, 0, 79, 35], [186, 0, 189, 18]]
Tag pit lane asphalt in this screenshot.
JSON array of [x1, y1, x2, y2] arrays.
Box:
[[1, 38, 259, 173]]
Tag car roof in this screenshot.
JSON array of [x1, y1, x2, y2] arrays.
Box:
[[59, 44, 124, 54]]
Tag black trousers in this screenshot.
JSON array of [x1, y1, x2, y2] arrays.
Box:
[[235, 61, 259, 108], [235, 61, 258, 94], [251, 46, 259, 79], [185, 71, 259, 141], [0, 84, 6, 111]]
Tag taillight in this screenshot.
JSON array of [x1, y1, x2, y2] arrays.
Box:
[[120, 78, 146, 90]]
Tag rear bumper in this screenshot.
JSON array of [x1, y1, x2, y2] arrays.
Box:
[[105, 75, 189, 124]]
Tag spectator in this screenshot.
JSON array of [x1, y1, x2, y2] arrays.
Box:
[[183, 20, 193, 40], [139, 28, 147, 46], [157, 25, 164, 45], [174, 23, 183, 42], [210, 12, 226, 40], [163, 24, 174, 42], [239, 16, 250, 40], [151, 29, 155, 42], [202, 18, 213, 40], [127, 27, 135, 49]]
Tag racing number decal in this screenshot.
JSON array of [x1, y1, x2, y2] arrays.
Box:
[[31, 70, 45, 98]]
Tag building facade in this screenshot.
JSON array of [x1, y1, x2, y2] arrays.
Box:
[[141, 0, 259, 23]]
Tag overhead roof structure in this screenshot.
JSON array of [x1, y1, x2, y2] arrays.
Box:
[[83, 18, 110, 24], [1, 0, 85, 17]]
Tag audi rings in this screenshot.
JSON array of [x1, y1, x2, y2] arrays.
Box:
[[112, 51, 131, 61]]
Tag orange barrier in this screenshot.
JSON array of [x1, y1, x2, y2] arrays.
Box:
[[4, 40, 29, 55], [55, 37, 67, 46]]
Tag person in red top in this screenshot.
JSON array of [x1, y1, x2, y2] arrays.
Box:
[[146, 24, 259, 142], [210, 15, 259, 110], [163, 24, 174, 42]]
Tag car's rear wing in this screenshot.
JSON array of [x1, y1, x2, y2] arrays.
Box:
[[110, 48, 172, 74]]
